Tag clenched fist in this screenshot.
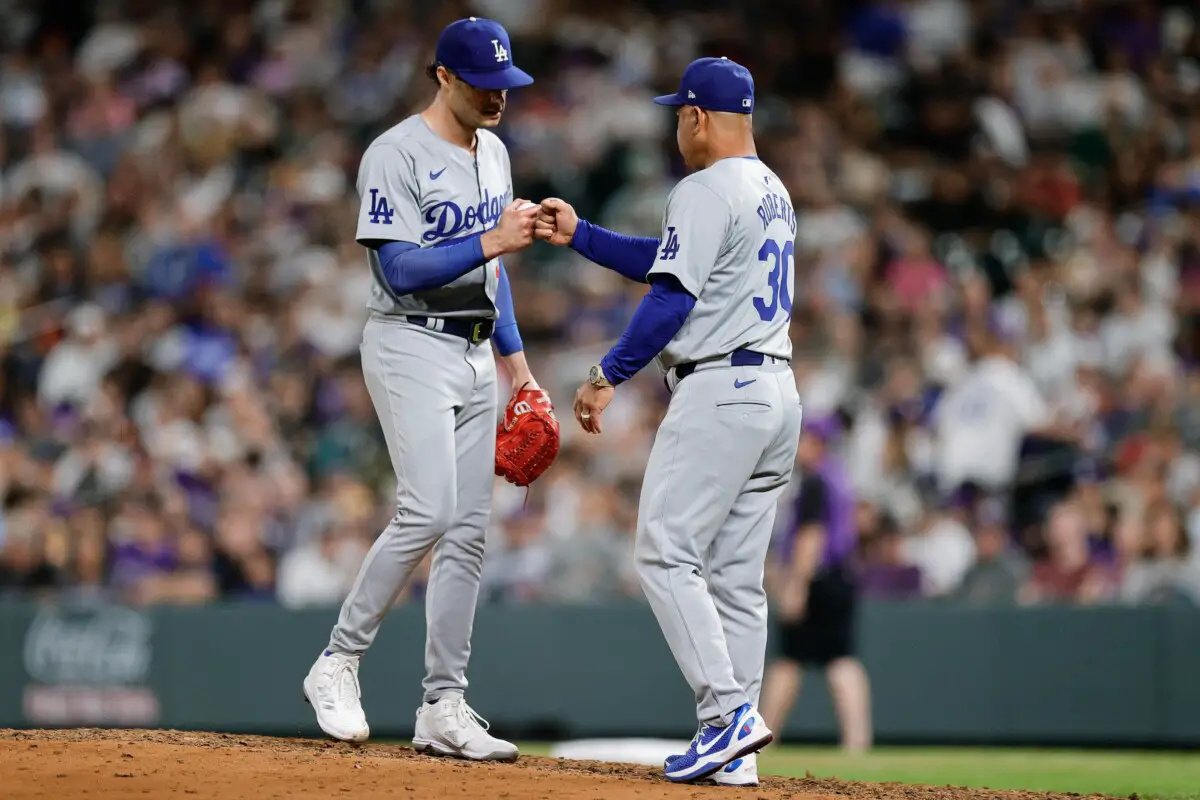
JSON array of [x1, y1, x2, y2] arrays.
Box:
[[482, 198, 539, 258], [534, 198, 579, 247]]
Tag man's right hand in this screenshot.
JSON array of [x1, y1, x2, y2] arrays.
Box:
[[534, 198, 578, 246], [482, 199, 539, 259]]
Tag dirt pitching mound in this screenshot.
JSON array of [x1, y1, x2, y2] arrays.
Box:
[[1, 729, 1111, 800]]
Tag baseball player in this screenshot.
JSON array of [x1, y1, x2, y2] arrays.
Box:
[[302, 18, 555, 761], [536, 57, 801, 785]]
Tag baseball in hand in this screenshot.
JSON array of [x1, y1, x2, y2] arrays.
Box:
[[518, 202, 538, 212]]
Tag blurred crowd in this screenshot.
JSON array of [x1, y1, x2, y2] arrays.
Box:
[[0, 0, 1198, 609]]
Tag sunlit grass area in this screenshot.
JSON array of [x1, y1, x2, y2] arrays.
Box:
[[517, 742, 1200, 798]]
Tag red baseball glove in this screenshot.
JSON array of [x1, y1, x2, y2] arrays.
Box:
[[495, 384, 561, 487]]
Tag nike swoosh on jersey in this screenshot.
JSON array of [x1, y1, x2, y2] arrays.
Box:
[[429, 167, 447, 180], [734, 379, 757, 389]]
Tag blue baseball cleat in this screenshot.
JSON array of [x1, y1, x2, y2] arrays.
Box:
[[662, 703, 772, 783]]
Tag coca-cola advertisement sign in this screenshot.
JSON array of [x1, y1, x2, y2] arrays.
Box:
[[21, 605, 159, 726]]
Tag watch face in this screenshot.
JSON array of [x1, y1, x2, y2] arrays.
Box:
[[589, 365, 600, 383]]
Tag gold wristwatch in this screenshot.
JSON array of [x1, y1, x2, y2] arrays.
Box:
[[588, 364, 613, 389]]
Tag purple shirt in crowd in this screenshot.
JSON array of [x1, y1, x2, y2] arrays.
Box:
[[108, 541, 178, 588], [779, 455, 857, 571]]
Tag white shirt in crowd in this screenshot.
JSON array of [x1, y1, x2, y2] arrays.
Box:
[[845, 404, 888, 499], [934, 355, 1049, 493], [277, 535, 368, 609], [1024, 328, 1078, 412], [38, 305, 120, 408], [905, 0, 970, 69], [1100, 303, 1176, 377], [903, 513, 976, 596]]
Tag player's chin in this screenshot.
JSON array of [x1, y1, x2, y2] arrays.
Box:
[[476, 110, 504, 127]]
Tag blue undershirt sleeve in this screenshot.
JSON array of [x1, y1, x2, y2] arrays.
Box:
[[570, 220, 659, 284], [599, 274, 696, 385], [492, 260, 523, 357], [372, 235, 488, 296]]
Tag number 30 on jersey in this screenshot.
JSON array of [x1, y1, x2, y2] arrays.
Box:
[[753, 238, 794, 322]]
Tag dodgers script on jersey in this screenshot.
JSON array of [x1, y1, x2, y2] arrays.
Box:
[[647, 157, 796, 370], [355, 115, 510, 318]]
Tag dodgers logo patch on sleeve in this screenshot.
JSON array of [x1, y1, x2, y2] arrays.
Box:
[[368, 189, 395, 225], [659, 227, 680, 260]]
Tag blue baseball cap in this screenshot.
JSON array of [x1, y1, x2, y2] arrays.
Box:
[[434, 17, 533, 91], [654, 57, 754, 114]]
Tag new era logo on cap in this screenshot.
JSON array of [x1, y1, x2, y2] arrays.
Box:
[[653, 56, 755, 114]]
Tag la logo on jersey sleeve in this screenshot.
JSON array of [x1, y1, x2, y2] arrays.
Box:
[[368, 189, 395, 225], [659, 227, 681, 260]]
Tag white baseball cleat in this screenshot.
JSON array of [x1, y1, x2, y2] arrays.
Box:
[[713, 753, 759, 786], [413, 694, 519, 762], [302, 650, 370, 743]]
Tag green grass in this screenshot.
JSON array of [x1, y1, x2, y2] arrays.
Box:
[[518, 743, 1200, 799]]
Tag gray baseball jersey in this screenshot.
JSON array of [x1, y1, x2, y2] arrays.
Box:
[[633, 155, 803, 730], [647, 156, 796, 370], [355, 115, 509, 319]]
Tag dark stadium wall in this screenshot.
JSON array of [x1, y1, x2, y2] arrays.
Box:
[[1, 601, 1198, 746]]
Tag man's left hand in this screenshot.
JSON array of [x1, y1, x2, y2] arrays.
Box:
[[495, 381, 560, 487], [574, 382, 614, 434]]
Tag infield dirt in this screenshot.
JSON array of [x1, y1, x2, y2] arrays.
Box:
[[1, 728, 1113, 799]]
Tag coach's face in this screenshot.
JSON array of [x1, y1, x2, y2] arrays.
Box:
[[676, 106, 706, 169], [441, 68, 507, 129]]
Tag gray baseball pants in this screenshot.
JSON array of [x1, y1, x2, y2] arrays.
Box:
[[328, 313, 496, 703], [635, 356, 801, 727]]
